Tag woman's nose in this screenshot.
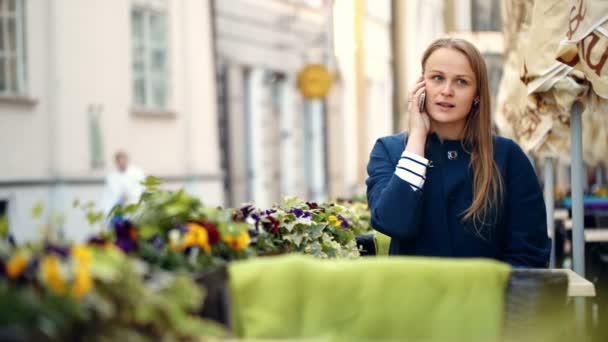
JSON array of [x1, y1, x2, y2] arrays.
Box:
[[441, 83, 454, 96]]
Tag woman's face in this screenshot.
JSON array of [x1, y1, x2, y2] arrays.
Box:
[[423, 47, 478, 135]]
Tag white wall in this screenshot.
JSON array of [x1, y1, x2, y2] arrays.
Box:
[[215, 0, 330, 205], [0, 0, 223, 241], [0, 0, 52, 180], [332, 0, 394, 195]]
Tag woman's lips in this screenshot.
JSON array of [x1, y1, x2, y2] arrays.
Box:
[[436, 102, 455, 109]]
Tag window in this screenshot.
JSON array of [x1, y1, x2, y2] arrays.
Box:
[[0, 199, 7, 217], [289, 0, 325, 8], [365, 0, 391, 23], [131, 0, 169, 109], [0, 0, 26, 95], [484, 53, 503, 111], [471, 0, 501, 32]]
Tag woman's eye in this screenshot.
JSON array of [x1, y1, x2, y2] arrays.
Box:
[[431, 75, 443, 81], [457, 79, 468, 85]]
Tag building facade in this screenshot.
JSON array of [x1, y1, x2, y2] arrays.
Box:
[[1, 0, 401, 241], [213, 0, 331, 209], [0, 0, 222, 241]]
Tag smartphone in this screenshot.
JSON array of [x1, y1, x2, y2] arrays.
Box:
[[418, 91, 426, 113]]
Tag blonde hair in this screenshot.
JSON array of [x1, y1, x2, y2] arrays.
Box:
[[421, 38, 503, 234]]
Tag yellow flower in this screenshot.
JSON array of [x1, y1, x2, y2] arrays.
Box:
[[224, 230, 250, 251], [71, 245, 92, 268], [69, 245, 93, 298], [181, 231, 197, 249], [6, 251, 29, 279], [41, 255, 66, 295], [72, 267, 93, 298], [181, 223, 211, 253], [328, 215, 342, 228]]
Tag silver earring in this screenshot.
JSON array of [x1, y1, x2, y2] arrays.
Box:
[[473, 98, 480, 106]]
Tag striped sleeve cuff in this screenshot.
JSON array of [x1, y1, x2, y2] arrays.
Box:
[[395, 151, 429, 191]]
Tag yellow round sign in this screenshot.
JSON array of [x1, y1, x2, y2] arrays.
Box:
[[297, 64, 333, 99]]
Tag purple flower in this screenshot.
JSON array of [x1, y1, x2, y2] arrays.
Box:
[[262, 216, 280, 235], [116, 238, 137, 253], [292, 208, 304, 218], [337, 214, 350, 228], [149, 235, 165, 250], [303, 211, 313, 218], [240, 204, 254, 218], [251, 213, 260, 222], [248, 229, 259, 238], [87, 236, 109, 246], [45, 243, 70, 258], [113, 218, 138, 253], [7, 234, 15, 247], [306, 202, 319, 209]]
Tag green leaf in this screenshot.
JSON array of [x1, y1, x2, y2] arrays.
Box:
[[0, 216, 9, 237], [31, 201, 44, 218], [283, 220, 298, 232], [291, 233, 305, 247], [283, 197, 304, 208], [138, 224, 159, 240], [163, 203, 188, 217], [141, 176, 162, 189], [309, 223, 325, 240], [122, 203, 140, 214], [86, 211, 105, 225]]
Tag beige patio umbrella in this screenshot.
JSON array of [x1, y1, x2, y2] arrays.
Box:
[[497, 0, 608, 275], [497, 0, 608, 166], [525, 0, 608, 278], [496, 0, 574, 270], [497, 0, 591, 163], [495, 0, 532, 141], [556, 0, 608, 166]]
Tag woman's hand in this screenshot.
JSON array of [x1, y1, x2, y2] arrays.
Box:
[[407, 76, 431, 138], [404, 76, 430, 154]]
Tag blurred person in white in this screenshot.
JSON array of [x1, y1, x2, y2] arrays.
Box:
[[102, 150, 145, 215]]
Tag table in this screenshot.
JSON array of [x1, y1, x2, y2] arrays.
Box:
[[555, 268, 596, 297]]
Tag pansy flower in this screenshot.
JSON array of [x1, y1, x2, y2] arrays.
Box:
[[328, 215, 342, 228], [223, 230, 250, 251], [5, 250, 29, 279], [72, 266, 93, 298], [113, 218, 138, 253], [180, 223, 212, 253], [337, 214, 350, 228], [71, 245, 93, 298], [262, 216, 280, 235], [41, 255, 66, 295], [240, 204, 254, 218], [292, 208, 304, 218], [200, 221, 220, 245], [45, 243, 70, 258]]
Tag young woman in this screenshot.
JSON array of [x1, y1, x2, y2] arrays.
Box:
[[366, 38, 550, 267]]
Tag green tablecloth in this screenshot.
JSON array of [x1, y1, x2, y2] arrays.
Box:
[[373, 231, 391, 256], [228, 254, 510, 341]]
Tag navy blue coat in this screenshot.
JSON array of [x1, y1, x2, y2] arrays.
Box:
[[366, 132, 550, 267]]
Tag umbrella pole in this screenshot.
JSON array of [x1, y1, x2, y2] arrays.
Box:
[[544, 157, 555, 268], [570, 101, 585, 277], [570, 101, 588, 334]]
